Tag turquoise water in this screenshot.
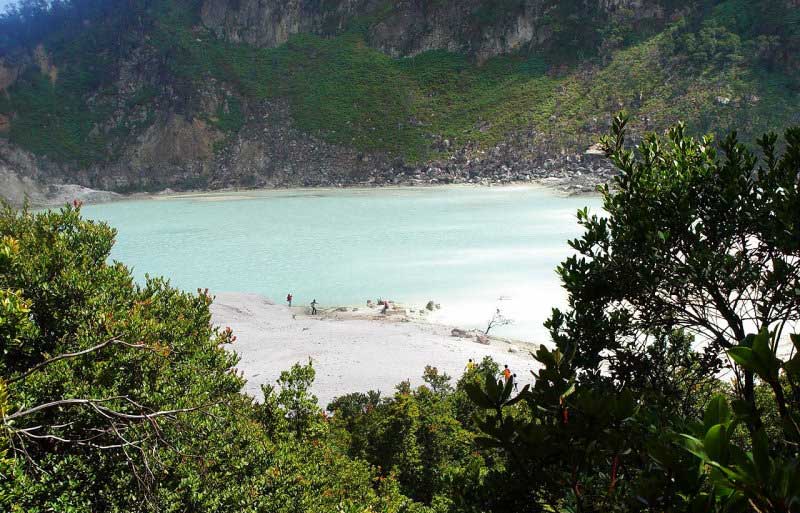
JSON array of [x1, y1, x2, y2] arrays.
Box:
[[82, 186, 602, 342]]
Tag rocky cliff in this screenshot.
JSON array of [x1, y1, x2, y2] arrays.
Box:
[[200, 0, 667, 59], [0, 0, 797, 205]]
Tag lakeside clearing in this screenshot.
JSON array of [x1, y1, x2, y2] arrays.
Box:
[[211, 292, 540, 407]]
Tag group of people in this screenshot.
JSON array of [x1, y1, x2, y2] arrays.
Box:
[[286, 293, 317, 315], [288, 293, 395, 316], [465, 359, 519, 391], [286, 293, 518, 390]]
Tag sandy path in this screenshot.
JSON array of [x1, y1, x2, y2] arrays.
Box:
[[211, 292, 540, 407]]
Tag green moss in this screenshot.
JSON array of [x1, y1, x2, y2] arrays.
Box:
[[128, 85, 159, 108], [471, 0, 525, 26], [210, 96, 245, 134], [2, 69, 110, 165]]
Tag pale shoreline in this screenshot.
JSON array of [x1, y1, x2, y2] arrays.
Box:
[[210, 292, 541, 407], [26, 180, 601, 209]]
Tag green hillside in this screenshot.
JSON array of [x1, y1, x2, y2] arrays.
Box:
[[0, 0, 798, 167]]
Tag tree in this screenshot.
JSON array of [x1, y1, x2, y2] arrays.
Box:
[[260, 359, 323, 438], [465, 119, 799, 511], [328, 366, 488, 509], [484, 308, 512, 336], [683, 330, 800, 512], [548, 115, 800, 433], [0, 204, 415, 512]]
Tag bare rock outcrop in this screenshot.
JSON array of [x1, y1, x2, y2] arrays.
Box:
[[200, 0, 670, 60]]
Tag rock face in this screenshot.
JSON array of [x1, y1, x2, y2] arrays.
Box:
[[0, 140, 121, 206], [0, 94, 614, 204], [200, 0, 665, 60]]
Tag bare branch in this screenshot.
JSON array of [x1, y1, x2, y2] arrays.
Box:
[[8, 338, 155, 384]]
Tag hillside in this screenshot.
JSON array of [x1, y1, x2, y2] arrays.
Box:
[[0, 0, 798, 202]]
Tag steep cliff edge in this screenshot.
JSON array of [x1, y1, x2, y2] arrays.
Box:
[[199, 0, 667, 60], [0, 0, 797, 204]]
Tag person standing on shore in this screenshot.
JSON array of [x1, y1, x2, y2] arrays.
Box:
[[465, 359, 476, 372], [286, 293, 293, 307], [310, 299, 318, 315], [502, 365, 512, 382]]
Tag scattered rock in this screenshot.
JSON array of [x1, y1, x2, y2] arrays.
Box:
[[585, 143, 604, 156], [451, 328, 470, 338]]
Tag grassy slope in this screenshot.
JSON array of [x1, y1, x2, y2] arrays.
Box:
[[0, 0, 797, 168]]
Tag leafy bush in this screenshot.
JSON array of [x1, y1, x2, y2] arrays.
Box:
[[464, 118, 800, 511], [0, 204, 414, 511]]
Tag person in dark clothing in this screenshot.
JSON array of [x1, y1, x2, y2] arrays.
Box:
[[310, 299, 318, 315], [286, 293, 293, 307]]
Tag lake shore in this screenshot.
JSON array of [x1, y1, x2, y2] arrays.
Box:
[[25, 177, 602, 208], [210, 292, 541, 407]]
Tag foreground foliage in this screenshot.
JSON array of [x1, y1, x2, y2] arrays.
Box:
[[0, 205, 414, 512], [1, 117, 798, 512]]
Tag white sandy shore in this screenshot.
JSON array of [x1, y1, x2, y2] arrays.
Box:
[[210, 292, 541, 407]]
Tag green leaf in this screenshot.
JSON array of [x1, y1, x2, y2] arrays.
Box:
[[728, 346, 771, 379], [751, 429, 772, 481], [704, 424, 729, 464], [704, 395, 731, 432], [465, 383, 495, 409], [680, 434, 708, 461], [784, 355, 800, 377], [751, 329, 773, 367], [728, 347, 755, 368], [485, 372, 499, 401], [561, 382, 576, 400], [504, 384, 530, 407]]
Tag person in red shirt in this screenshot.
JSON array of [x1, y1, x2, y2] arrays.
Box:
[[286, 293, 293, 307]]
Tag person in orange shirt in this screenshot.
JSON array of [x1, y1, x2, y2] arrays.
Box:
[[502, 365, 512, 381]]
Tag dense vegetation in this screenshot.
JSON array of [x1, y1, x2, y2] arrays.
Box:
[[0, 204, 418, 511], [0, 0, 798, 167], [2, 117, 798, 510]]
